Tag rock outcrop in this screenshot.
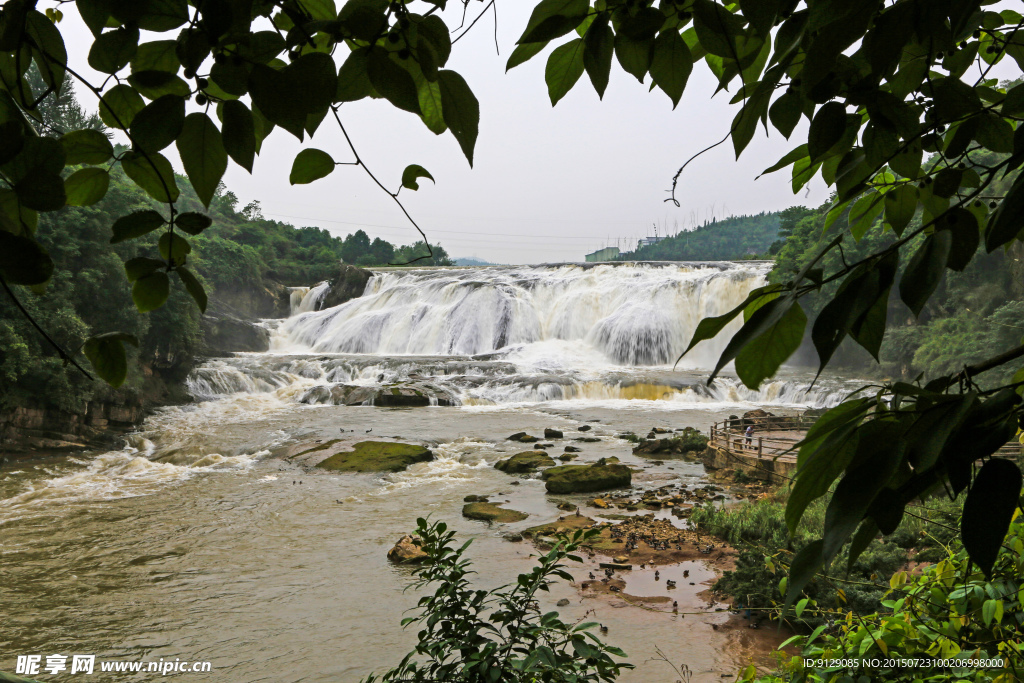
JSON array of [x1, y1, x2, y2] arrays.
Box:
[[495, 450, 556, 473], [387, 535, 429, 564], [320, 264, 373, 309], [297, 382, 458, 407], [462, 502, 529, 523], [313, 441, 434, 472], [542, 462, 632, 494], [507, 432, 540, 443]]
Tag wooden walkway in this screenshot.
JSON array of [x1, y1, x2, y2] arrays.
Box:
[[707, 415, 1022, 473]]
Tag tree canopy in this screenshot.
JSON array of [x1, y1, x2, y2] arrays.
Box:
[[1, 0, 1024, 621]]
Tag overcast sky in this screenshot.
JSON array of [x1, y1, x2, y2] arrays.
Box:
[[62, 2, 830, 264]]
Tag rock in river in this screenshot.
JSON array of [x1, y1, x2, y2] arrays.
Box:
[[544, 428, 563, 439], [542, 462, 632, 494], [315, 441, 433, 472], [387, 535, 429, 564], [507, 432, 540, 443], [495, 450, 556, 473], [462, 502, 529, 524]]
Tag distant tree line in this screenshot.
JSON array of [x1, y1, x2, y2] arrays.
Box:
[[615, 212, 781, 261]]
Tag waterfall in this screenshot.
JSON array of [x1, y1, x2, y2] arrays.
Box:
[[189, 263, 859, 409], [289, 282, 330, 315], [277, 263, 768, 367]]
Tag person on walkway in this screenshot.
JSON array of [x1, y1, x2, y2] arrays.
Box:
[[744, 424, 754, 449]]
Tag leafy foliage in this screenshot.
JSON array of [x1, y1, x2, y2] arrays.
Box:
[[364, 519, 631, 683], [0, 0, 476, 385], [736, 511, 1024, 683]]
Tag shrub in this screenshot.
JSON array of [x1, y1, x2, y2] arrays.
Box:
[[364, 519, 632, 683]]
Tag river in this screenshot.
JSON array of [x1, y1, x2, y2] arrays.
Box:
[[1, 263, 851, 682]]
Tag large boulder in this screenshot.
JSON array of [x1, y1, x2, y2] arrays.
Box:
[[542, 462, 632, 494], [508, 432, 540, 443], [633, 427, 708, 456], [314, 441, 433, 472], [320, 264, 373, 309], [199, 311, 270, 356], [495, 450, 556, 473], [544, 428, 563, 439], [462, 502, 529, 523], [387, 535, 429, 564]]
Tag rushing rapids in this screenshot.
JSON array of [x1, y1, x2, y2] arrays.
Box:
[[188, 263, 852, 409]]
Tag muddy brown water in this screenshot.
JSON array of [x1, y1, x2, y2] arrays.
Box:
[[1, 399, 795, 682]]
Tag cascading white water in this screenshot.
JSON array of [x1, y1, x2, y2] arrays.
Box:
[[275, 263, 767, 367], [289, 281, 330, 315], [181, 263, 857, 409]]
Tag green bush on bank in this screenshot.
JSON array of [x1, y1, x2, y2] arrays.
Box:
[[691, 492, 964, 624], [736, 512, 1024, 683]]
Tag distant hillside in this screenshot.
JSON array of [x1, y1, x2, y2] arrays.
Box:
[[454, 257, 496, 266], [618, 212, 780, 261]]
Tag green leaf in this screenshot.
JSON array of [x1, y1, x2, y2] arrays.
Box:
[[519, 0, 588, 44], [25, 8, 66, 91], [784, 540, 823, 616], [64, 167, 110, 206], [738, 0, 780, 35], [175, 212, 211, 236], [131, 39, 180, 73], [438, 70, 479, 167], [650, 30, 692, 109], [121, 151, 179, 203], [367, 49, 421, 114], [158, 231, 190, 266], [884, 184, 917, 235], [401, 164, 434, 191], [899, 230, 952, 317], [111, 210, 166, 243], [176, 113, 226, 207], [787, 398, 873, 533], [60, 129, 114, 165], [132, 270, 170, 312], [822, 421, 903, 564], [614, 34, 653, 82], [731, 86, 771, 158], [507, 41, 549, 72], [848, 192, 883, 240], [127, 71, 190, 100], [734, 300, 806, 390], [676, 286, 779, 363], [768, 89, 801, 139], [88, 26, 139, 74], [83, 332, 138, 388], [416, 15, 451, 67], [416, 73, 446, 135], [846, 518, 879, 573], [220, 100, 256, 173], [99, 84, 146, 129], [985, 175, 1024, 252], [943, 209, 980, 272], [0, 229, 53, 285], [546, 39, 585, 106], [174, 265, 207, 313], [248, 54, 337, 139], [808, 101, 847, 162], [124, 256, 164, 282], [962, 458, 1022, 578], [290, 148, 336, 185], [129, 94, 185, 153], [582, 17, 612, 98], [14, 168, 66, 211], [336, 47, 374, 102]]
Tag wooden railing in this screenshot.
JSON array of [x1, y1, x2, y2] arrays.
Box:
[[709, 416, 1023, 464]]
